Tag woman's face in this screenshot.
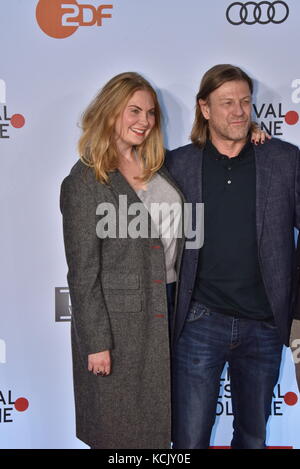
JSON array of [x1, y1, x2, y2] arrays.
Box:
[[114, 89, 156, 154]]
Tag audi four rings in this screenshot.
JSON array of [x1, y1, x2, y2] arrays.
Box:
[[226, 1, 289, 25]]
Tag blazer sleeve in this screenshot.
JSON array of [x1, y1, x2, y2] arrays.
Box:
[[295, 147, 300, 231], [294, 148, 300, 319], [294, 239, 300, 320], [60, 174, 113, 357]]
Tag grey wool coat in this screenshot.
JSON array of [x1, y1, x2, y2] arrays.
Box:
[[60, 160, 185, 449]]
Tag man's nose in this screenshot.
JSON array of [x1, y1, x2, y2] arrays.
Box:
[[232, 102, 244, 116]]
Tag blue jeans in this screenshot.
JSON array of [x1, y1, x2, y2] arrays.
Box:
[[171, 302, 283, 449]]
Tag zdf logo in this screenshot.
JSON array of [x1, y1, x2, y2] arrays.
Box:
[[36, 0, 113, 39]]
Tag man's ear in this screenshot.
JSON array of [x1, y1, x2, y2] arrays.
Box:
[[198, 99, 210, 120]]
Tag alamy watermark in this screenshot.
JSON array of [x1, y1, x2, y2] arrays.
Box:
[[95, 196, 204, 250]]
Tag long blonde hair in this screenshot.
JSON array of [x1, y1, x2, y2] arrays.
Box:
[[78, 72, 165, 183]]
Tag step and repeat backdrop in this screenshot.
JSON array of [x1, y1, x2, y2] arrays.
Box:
[[1, 0, 300, 449]]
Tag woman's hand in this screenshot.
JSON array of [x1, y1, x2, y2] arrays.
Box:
[[250, 122, 271, 145], [88, 350, 111, 376]]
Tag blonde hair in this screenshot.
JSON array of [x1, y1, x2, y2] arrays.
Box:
[[191, 64, 254, 147], [78, 72, 165, 183]]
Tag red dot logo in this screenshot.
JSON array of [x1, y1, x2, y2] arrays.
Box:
[[284, 392, 298, 406], [10, 114, 25, 129], [285, 111, 299, 126], [14, 397, 29, 412]]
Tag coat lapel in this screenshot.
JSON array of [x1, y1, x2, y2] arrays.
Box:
[[185, 146, 204, 204], [108, 166, 186, 206], [187, 143, 273, 248], [106, 169, 157, 239], [106, 167, 186, 248], [254, 144, 274, 246], [107, 169, 142, 206], [158, 165, 187, 204], [158, 165, 187, 279]]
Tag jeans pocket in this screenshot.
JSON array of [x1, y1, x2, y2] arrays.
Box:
[[262, 320, 278, 330], [186, 306, 209, 323]]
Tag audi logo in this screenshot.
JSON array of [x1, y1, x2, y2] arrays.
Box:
[[226, 1, 289, 25]]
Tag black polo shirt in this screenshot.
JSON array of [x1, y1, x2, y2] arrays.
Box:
[[192, 139, 273, 320]]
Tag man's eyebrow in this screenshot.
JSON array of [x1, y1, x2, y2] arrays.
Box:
[[218, 95, 251, 100]]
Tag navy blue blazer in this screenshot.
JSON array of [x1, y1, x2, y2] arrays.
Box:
[[165, 138, 300, 346]]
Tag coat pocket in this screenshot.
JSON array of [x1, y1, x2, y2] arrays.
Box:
[[104, 294, 142, 313], [101, 273, 141, 313], [101, 272, 140, 290]]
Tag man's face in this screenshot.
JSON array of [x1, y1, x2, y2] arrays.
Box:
[[199, 79, 252, 145]]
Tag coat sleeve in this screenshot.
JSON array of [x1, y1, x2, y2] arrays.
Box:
[[60, 174, 113, 357], [294, 147, 300, 231], [294, 148, 300, 319]]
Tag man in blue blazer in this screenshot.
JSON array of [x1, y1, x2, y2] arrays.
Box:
[[165, 64, 300, 449]]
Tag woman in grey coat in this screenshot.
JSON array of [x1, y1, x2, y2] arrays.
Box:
[[60, 72, 185, 449]]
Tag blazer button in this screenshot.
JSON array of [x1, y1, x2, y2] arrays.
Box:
[[188, 289, 192, 294]]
